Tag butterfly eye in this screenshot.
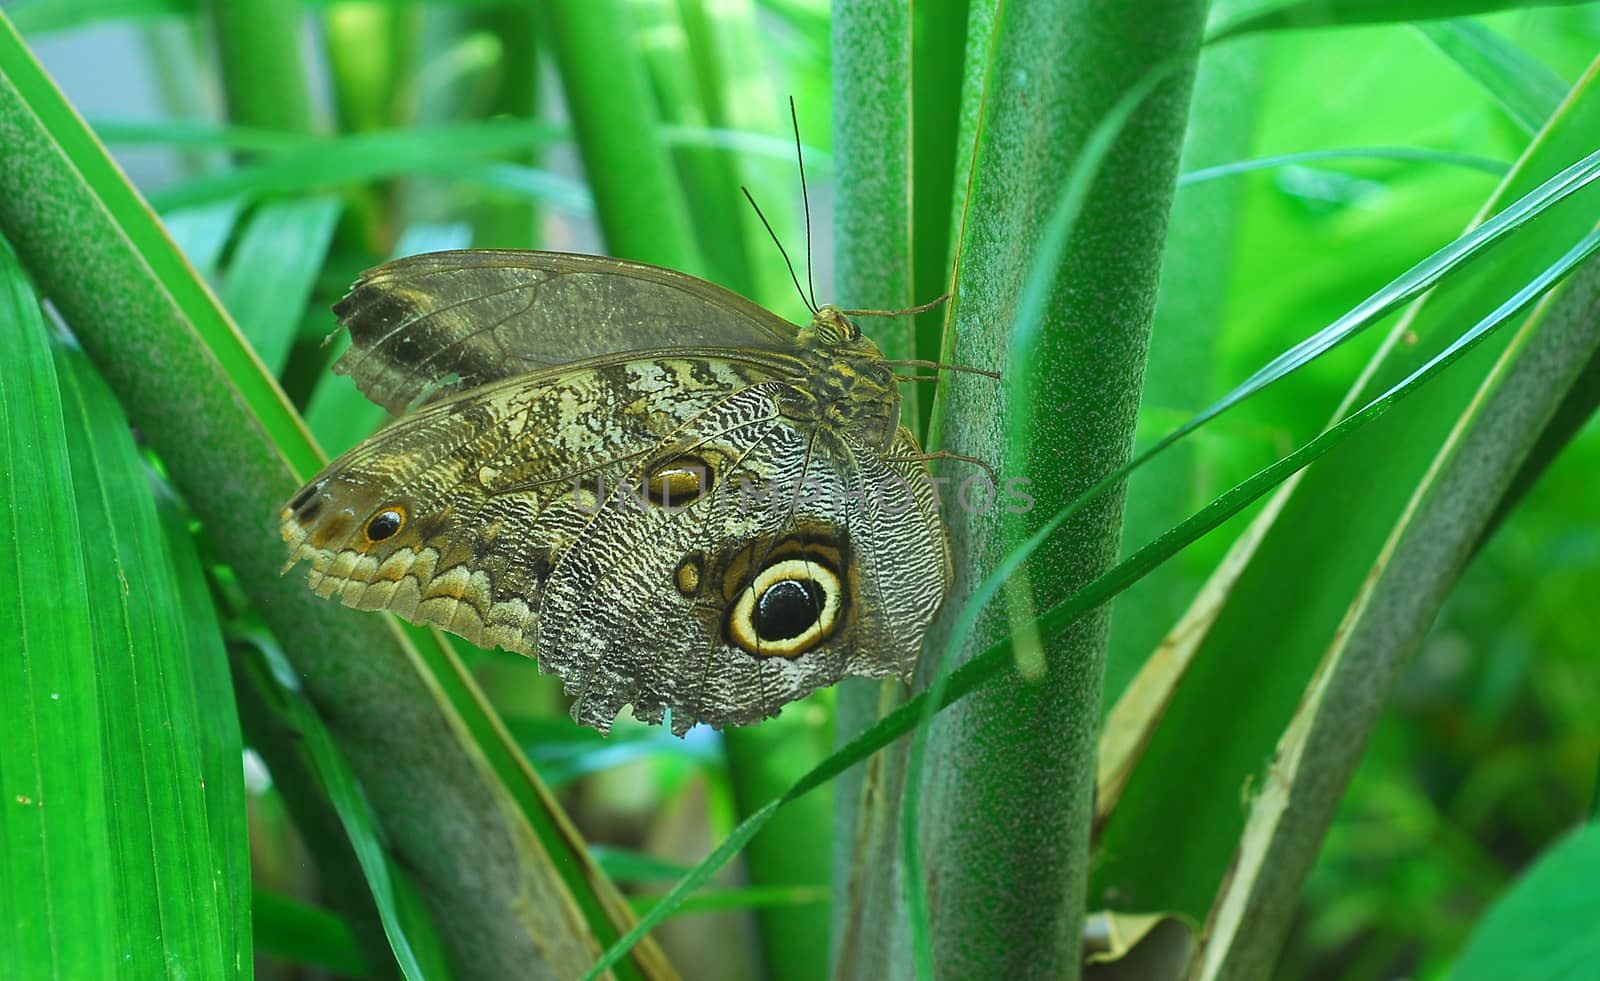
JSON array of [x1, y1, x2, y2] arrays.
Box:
[[727, 556, 842, 657], [645, 455, 712, 508], [363, 506, 406, 543], [810, 306, 857, 345]]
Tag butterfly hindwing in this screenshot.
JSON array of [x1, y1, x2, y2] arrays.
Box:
[[538, 400, 951, 734], [281, 355, 787, 654]]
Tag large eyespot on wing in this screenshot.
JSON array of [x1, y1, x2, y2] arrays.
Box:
[[724, 551, 845, 659], [533, 391, 949, 736], [332, 249, 805, 413], [528, 384, 817, 734]]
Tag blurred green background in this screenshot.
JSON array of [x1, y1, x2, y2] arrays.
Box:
[[5, 1, 1598, 978]]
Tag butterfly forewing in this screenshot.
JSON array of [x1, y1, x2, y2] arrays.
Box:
[[334, 250, 804, 413]]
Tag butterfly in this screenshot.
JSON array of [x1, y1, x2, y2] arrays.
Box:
[[280, 250, 961, 735]]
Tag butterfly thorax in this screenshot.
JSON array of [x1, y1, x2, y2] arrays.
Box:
[[785, 306, 901, 454]]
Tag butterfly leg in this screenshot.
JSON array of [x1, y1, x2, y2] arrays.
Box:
[[884, 449, 999, 487]]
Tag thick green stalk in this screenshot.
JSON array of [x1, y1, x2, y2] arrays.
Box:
[[909, 0, 970, 428], [543, 0, 706, 272], [828, 2, 917, 976], [912, 2, 1205, 977], [323, 2, 419, 134], [205, 0, 313, 134]]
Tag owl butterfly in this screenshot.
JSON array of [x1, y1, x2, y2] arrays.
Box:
[[280, 250, 960, 735]]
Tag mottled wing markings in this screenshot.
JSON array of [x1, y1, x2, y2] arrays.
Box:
[[552, 388, 789, 720], [843, 427, 952, 678], [746, 421, 823, 725], [542, 385, 793, 732], [285, 249, 962, 735], [683, 424, 796, 728], [539, 385, 915, 733], [282, 356, 789, 666], [350, 279, 544, 398]]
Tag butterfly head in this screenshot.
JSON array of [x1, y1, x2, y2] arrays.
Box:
[[808, 305, 862, 346]]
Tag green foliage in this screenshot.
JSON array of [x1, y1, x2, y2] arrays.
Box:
[[0, 246, 247, 978], [1, 2, 1597, 980]]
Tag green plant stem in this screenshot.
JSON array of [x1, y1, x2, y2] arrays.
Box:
[[543, 0, 706, 272], [205, 0, 313, 134], [907, 2, 1205, 976]]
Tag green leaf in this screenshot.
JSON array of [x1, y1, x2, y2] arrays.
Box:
[[144, 120, 578, 214], [0, 242, 117, 980], [8, 0, 197, 34], [0, 244, 247, 977], [1095, 49, 1600, 981], [1211, 0, 1600, 42], [153, 487, 250, 976], [162, 199, 247, 278], [242, 642, 436, 981], [252, 889, 367, 977], [1452, 821, 1600, 981], [1416, 19, 1568, 134], [1107, 1, 1265, 721], [220, 196, 343, 375], [1178, 145, 1511, 185], [508, 717, 717, 787], [632, 0, 796, 309], [1188, 68, 1600, 973], [629, 884, 830, 916], [56, 339, 243, 979]]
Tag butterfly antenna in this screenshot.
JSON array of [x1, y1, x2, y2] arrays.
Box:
[[742, 185, 816, 315], [790, 96, 818, 311]]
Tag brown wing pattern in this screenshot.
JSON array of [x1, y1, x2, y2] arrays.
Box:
[[332, 250, 804, 413], [539, 413, 951, 734], [283, 249, 957, 734], [280, 356, 783, 665], [282, 358, 951, 733]]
